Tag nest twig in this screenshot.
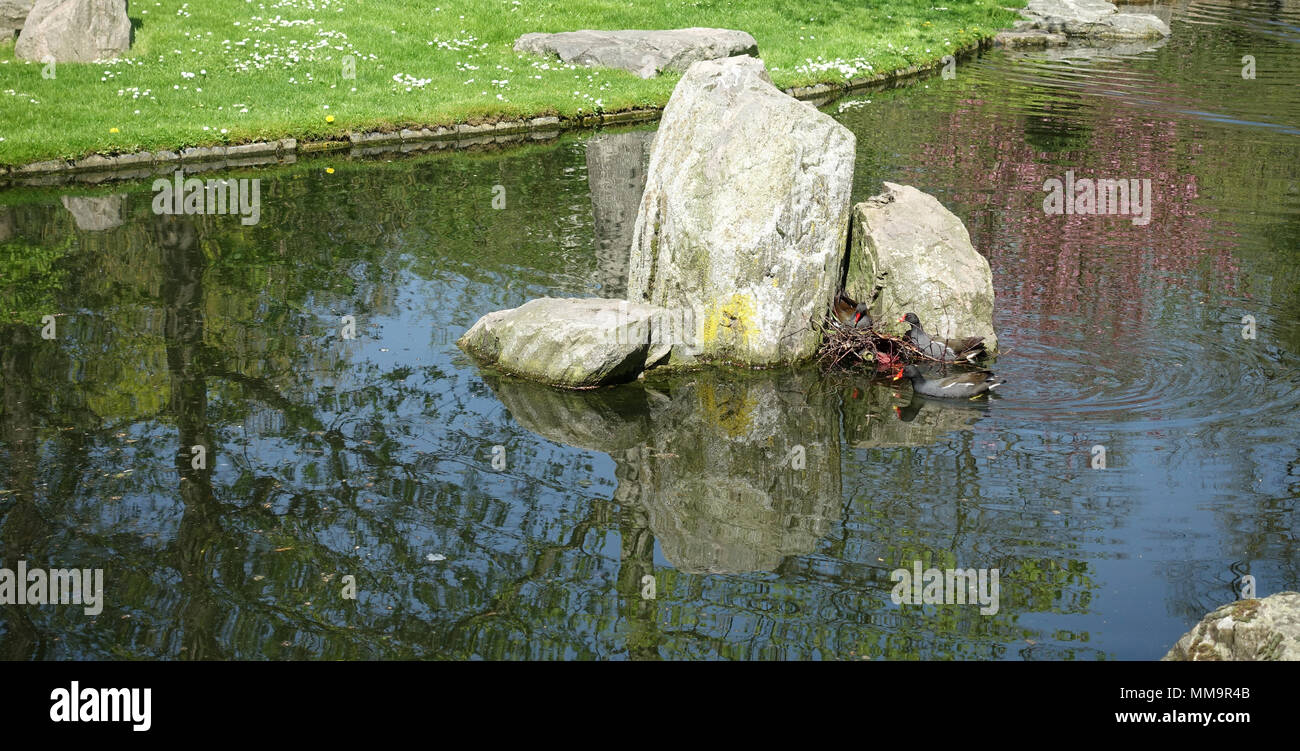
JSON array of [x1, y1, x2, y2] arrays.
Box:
[[814, 317, 954, 374]]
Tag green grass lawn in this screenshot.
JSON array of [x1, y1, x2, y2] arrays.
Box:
[[0, 0, 1022, 166]]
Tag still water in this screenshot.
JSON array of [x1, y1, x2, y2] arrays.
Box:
[[2, 0, 1298, 659]]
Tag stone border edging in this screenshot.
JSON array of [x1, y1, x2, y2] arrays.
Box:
[[0, 38, 991, 187]]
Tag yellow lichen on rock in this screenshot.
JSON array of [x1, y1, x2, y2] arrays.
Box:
[[701, 292, 757, 352]]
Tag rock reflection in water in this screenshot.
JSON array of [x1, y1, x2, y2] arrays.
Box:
[[584, 128, 654, 298], [61, 194, 126, 232], [486, 368, 843, 574], [838, 378, 987, 449], [488, 366, 995, 575]]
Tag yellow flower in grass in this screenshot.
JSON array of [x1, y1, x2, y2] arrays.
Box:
[[325, 114, 335, 123], [109, 127, 119, 133], [325, 167, 334, 174]]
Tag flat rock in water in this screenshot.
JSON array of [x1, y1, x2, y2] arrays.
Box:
[[15, 0, 130, 62], [1163, 592, 1300, 661], [457, 297, 680, 389], [627, 55, 856, 366], [845, 182, 999, 353], [1016, 0, 1170, 39], [513, 28, 758, 78]]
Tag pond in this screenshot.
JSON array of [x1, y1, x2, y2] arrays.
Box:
[[2, 0, 1298, 659]]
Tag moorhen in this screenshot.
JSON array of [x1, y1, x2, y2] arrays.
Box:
[[892, 364, 1004, 399], [898, 312, 986, 363], [832, 293, 872, 329]]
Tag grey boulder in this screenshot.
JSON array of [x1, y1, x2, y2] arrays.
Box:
[[1017, 0, 1171, 39], [513, 28, 758, 79], [457, 297, 683, 389], [845, 182, 999, 353], [1163, 592, 1300, 661], [16, 0, 130, 62], [627, 55, 856, 367], [1, 0, 33, 38]]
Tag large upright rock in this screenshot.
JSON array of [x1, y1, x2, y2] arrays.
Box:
[[1163, 592, 1300, 661], [514, 28, 758, 79], [1, 0, 33, 38], [1016, 0, 1170, 39], [845, 183, 998, 353], [15, 0, 130, 62], [627, 55, 856, 367]]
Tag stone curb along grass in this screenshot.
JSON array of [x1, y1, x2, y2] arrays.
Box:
[[0, 37, 991, 187]]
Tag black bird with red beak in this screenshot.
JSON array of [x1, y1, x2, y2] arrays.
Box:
[[893, 364, 1004, 399], [898, 312, 986, 363]]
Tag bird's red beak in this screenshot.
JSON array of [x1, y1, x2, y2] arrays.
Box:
[[892, 369, 904, 381], [897, 316, 906, 323], [854, 312, 863, 323]]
